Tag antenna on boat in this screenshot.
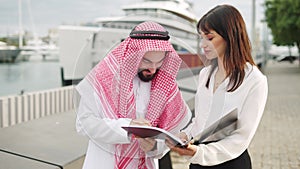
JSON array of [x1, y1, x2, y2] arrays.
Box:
[[251, 0, 257, 62], [18, 0, 23, 48]]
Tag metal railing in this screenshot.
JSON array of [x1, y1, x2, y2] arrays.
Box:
[[0, 86, 75, 128]]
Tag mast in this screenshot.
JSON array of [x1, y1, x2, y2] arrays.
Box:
[[18, 0, 23, 48], [251, 0, 256, 58]]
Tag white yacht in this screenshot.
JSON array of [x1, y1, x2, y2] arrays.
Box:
[[59, 0, 201, 86], [21, 38, 59, 60], [0, 41, 21, 63]]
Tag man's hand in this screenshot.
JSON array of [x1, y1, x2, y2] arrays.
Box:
[[130, 118, 151, 126], [137, 138, 157, 153]]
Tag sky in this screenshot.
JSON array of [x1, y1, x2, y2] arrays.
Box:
[[0, 0, 266, 37]]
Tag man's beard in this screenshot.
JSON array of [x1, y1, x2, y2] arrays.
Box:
[[138, 69, 159, 82]]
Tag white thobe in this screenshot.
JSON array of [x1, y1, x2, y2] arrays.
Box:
[[183, 63, 268, 166], [76, 76, 192, 169]]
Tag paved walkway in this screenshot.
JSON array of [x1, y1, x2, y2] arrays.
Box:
[[171, 61, 300, 169]]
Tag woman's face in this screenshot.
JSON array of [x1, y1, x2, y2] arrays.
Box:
[[199, 29, 226, 60]]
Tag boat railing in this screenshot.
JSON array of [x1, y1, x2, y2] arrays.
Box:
[[0, 85, 75, 128], [124, 9, 195, 27]]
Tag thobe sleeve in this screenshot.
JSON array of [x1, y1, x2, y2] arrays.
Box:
[[76, 79, 132, 145]]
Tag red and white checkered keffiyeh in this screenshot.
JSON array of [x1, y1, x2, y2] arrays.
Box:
[[85, 21, 188, 169]]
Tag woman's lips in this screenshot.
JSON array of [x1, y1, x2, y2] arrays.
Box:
[[204, 50, 211, 55]]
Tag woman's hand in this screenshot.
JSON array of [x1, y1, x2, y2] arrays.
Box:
[[176, 132, 189, 142], [170, 143, 197, 156], [165, 132, 188, 148], [137, 138, 157, 153], [165, 132, 197, 156]]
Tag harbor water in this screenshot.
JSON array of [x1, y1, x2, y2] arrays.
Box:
[[0, 56, 61, 97]]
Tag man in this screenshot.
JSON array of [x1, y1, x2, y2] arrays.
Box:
[[75, 21, 191, 169]]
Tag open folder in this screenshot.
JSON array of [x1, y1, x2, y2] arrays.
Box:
[[122, 125, 188, 147], [122, 108, 238, 147], [193, 108, 238, 144]]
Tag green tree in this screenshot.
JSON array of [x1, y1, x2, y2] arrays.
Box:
[[264, 0, 300, 57]]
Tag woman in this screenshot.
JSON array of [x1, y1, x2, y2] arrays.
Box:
[[169, 4, 268, 169]]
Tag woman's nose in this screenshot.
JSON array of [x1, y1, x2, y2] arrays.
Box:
[[200, 40, 207, 48], [200, 37, 211, 48]]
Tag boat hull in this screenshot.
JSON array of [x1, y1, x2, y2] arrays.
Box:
[[0, 49, 21, 63]]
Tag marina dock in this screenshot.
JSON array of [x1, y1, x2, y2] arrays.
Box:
[[0, 111, 87, 169]]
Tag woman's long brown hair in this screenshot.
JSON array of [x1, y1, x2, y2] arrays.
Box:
[[197, 5, 255, 92]]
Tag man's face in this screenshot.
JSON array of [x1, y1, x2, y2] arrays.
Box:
[[138, 51, 166, 82]]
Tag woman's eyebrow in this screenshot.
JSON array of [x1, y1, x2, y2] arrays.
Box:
[[204, 32, 214, 36]]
